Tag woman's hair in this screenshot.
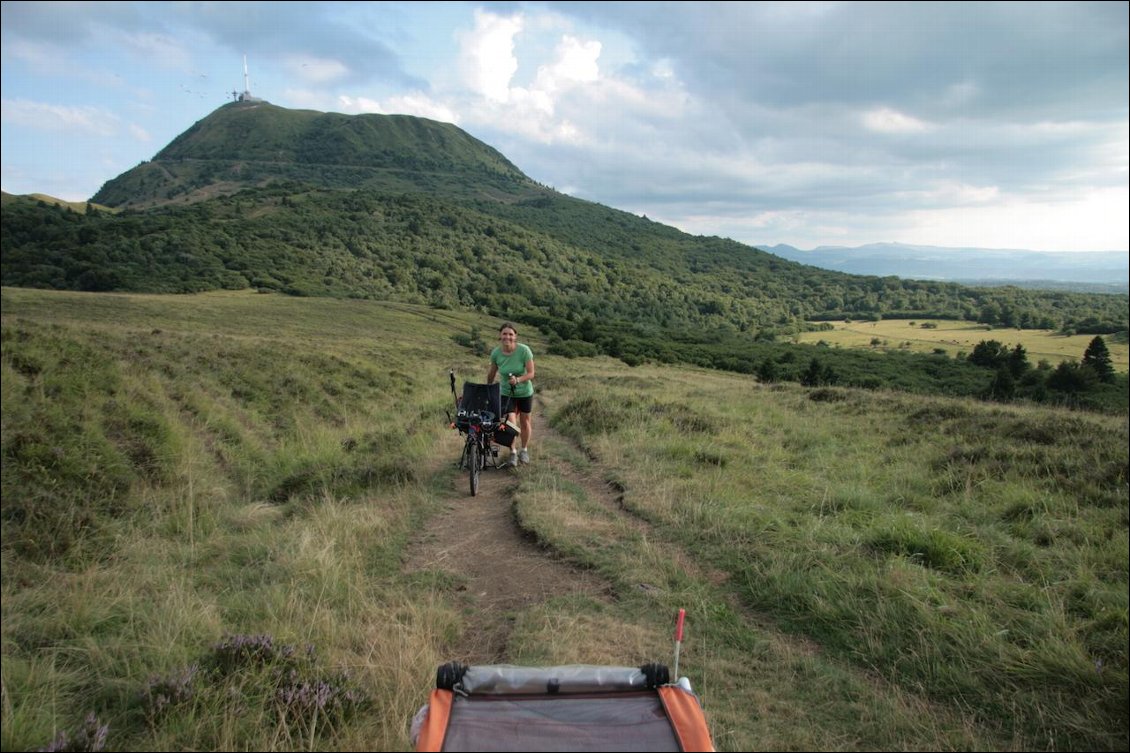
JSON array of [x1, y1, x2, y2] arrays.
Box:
[[499, 322, 518, 334]]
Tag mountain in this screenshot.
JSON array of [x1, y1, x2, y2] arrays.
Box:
[[763, 242, 1129, 292], [3, 103, 1127, 375], [91, 99, 540, 208]]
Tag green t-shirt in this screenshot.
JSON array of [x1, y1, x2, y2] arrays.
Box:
[[491, 343, 534, 399]]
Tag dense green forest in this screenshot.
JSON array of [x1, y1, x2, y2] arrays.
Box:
[[5, 187, 1125, 334], [2, 102, 1126, 412]]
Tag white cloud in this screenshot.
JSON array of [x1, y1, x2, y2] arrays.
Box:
[[128, 123, 151, 142], [451, 10, 611, 145], [458, 9, 522, 103], [1, 98, 119, 136], [382, 93, 460, 123], [334, 92, 459, 124], [899, 181, 1000, 207], [335, 94, 380, 113], [939, 80, 980, 109], [901, 185, 1130, 251], [494, 34, 602, 120], [536, 34, 601, 92], [112, 30, 192, 71], [284, 88, 337, 110], [2, 38, 60, 68], [651, 59, 676, 80], [450, 10, 693, 152], [862, 107, 931, 134]]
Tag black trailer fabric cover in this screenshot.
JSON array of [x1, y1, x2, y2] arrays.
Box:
[[413, 665, 714, 752], [442, 692, 679, 752]]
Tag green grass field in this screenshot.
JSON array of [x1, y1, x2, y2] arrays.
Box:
[[796, 318, 1129, 372], [3, 288, 1127, 751]]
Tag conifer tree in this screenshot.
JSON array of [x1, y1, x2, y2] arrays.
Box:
[[1082, 336, 1115, 383], [1008, 343, 1029, 378]]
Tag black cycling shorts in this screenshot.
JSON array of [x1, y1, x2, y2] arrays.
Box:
[[503, 395, 533, 415]]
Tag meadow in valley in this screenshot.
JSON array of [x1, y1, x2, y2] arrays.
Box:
[[795, 317, 1129, 372]]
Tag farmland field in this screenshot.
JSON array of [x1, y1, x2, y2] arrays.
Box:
[[796, 318, 1129, 372]]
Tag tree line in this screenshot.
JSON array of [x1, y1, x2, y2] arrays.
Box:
[[3, 188, 1126, 413], [967, 335, 1122, 408]]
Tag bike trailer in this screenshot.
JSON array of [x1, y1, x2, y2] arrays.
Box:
[[412, 663, 715, 752]]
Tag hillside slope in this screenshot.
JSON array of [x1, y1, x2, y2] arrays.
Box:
[[3, 103, 1127, 408], [2, 288, 1125, 751], [92, 100, 539, 208]]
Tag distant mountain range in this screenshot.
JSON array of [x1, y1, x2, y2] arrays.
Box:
[[761, 243, 1129, 293]]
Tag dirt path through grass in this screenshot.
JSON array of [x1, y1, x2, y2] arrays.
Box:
[[401, 397, 998, 750], [402, 400, 611, 663], [403, 398, 810, 665]]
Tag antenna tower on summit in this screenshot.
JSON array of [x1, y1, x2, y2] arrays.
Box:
[[233, 55, 263, 103]]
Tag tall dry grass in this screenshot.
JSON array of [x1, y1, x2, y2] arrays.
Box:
[[3, 287, 1126, 751]]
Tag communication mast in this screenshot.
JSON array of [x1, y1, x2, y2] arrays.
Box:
[[233, 55, 263, 103]]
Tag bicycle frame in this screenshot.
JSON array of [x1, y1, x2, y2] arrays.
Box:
[[449, 373, 509, 496], [456, 408, 502, 496]]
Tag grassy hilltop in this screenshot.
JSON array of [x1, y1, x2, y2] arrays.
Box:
[[2, 287, 1126, 751]]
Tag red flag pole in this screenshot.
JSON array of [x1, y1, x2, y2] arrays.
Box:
[[672, 608, 686, 679]]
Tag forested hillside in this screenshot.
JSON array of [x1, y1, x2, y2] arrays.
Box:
[[2, 102, 1126, 411]]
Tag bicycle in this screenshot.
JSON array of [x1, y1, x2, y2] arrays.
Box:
[[455, 404, 499, 496], [449, 373, 515, 496]]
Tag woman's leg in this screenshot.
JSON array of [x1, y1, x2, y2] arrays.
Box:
[[518, 411, 532, 451]]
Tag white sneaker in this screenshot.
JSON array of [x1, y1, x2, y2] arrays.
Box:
[[519, 449, 530, 464], [508, 451, 519, 467]]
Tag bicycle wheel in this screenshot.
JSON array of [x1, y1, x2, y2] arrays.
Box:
[[468, 441, 480, 496]]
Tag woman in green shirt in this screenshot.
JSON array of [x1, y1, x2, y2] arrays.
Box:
[[486, 322, 536, 466]]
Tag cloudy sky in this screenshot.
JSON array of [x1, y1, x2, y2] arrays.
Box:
[[2, 1, 1127, 252]]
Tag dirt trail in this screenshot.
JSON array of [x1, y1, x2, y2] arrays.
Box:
[[402, 398, 998, 751], [402, 398, 810, 665], [402, 402, 612, 663]]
